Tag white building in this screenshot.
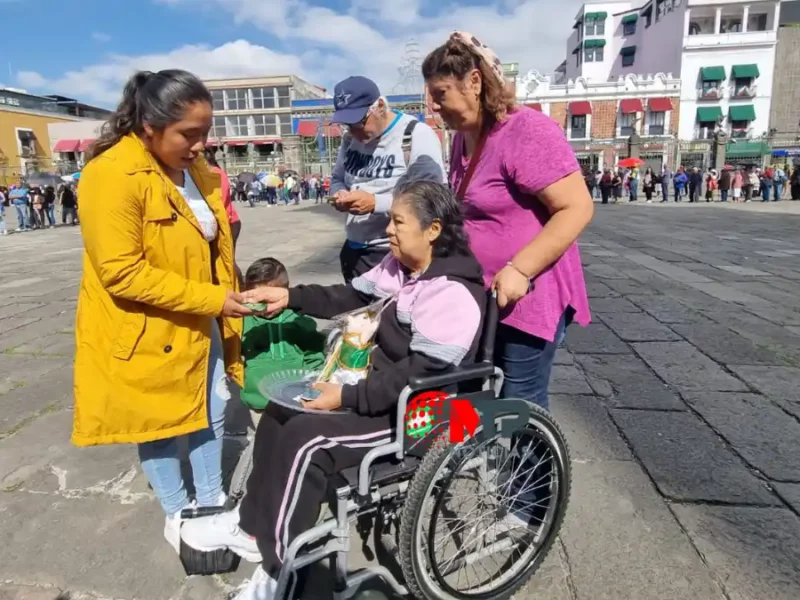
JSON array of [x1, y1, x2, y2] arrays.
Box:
[[562, 0, 784, 141]]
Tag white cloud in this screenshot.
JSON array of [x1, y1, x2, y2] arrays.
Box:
[[21, 0, 584, 105], [91, 32, 112, 43]]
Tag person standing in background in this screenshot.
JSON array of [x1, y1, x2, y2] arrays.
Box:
[[628, 167, 639, 202], [328, 76, 446, 283], [205, 150, 241, 246], [718, 167, 731, 202], [642, 167, 655, 203], [660, 165, 672, 203], [773, 165, 786, 201]]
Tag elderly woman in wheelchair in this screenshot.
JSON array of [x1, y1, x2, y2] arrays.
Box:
[[181, 179, 571, 600]]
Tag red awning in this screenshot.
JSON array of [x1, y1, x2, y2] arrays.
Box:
[[525, 103, 542, 111], [569, 101, 592, 116], [321, 124, 342, 137], [78, 139, 94, 152], [226, 140, 248, 147], [297, 121, 319, 137], [620, 99, 644, 114], [205, 141, 219, 147], [53, 139, 80, 153], [648, 97, 673, 112]]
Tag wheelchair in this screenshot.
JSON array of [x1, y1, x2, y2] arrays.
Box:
[[183, 293, 572, 600]]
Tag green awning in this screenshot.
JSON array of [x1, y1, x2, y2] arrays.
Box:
[[621, 45, 637, 55], [700, 66, 726, 81], [732, 64, 760, 79], [585, 11, 608, 20], [729, 104, 756, 121], [584, 39, 607, 48], [696, 106, 723, 122], [726, 141, 770, 157], [622, 14, 639, 23]]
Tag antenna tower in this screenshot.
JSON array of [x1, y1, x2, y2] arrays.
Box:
[[392, 38, 424, 96]]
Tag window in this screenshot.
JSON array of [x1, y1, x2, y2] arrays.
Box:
[[623, 21, 636, 36], [212, 116, 226, 138], [211, 90, 225, 111], [700, 80, 720, 99], [622, 52, 635, 67], [227, 115, 249, 137], [277, 86, 291, 108], [225, 89, 248, 111], [619, 113, 635, 137], [585, 20, 605, 35], [278, 113, 292, 135], [647, 111, 665, 135], [730, 120, 749, 137], [720, 18, 742, 33], [571, 115, 587, 139], [253, 114, 278, 136], [697, 122, 716, 139], [251, 87, 276, 110], [584, 47, 604, 62]]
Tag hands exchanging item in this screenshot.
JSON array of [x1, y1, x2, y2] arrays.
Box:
[[302, 382, 343, 411], [240, 286, 289, 318]]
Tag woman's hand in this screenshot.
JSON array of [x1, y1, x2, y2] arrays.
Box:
[[303, 382, 343, 411], [241, 286, 289, 317], [492, 264, 530, 309], [221, 290, 253, 317]]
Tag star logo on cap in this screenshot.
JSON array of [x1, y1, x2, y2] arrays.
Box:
[[335, 91, 351, 108]]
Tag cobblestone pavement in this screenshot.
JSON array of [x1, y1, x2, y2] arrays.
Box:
[[1, 201, 800, 600]]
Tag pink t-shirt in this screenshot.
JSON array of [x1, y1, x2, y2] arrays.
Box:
[[210, 166, 240, 224], [450, 107, 591, 342]]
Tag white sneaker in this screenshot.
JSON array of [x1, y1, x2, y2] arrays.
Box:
[[180, 505, 262, 563], [164, 500, 196, 554], [232, 566, 277, 600]]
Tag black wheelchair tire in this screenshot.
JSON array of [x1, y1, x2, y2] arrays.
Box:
[[397, 404, 572, 600]]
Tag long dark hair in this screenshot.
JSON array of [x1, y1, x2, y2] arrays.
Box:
[[88, 69, 212, 160], [393, 180, 472, 257]]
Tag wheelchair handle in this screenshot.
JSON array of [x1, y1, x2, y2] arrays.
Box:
[[480, 289, 499, 363]]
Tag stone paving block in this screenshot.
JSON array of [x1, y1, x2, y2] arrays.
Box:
[[585, 281, 620, 298], [632, 342, 748, 392], [0, 493, 185, 600], [626, 294, 706, 324], [584, 264, 631, 279], [0, 302, 46, 320], [774, 483, 800, 514], [549, 365, 594, 395], [716, 265, 772, 276], [575, 354, 685, 410], [601, 276, 660, 296], [0, 366, 74, 437], [553, 347, 574, 365], [564, 322, 631, 355], [669, 320, 790, 366], [611, 410, 777, 504], [586, 297, 643, 313], [598, 312, 682, 342], [0, 584, 63, 600], [0, 317, 76, 353], [671, 505, 800, 600], [550, 395, 633, 461], [560, 461, 724, 600], [626, 254, 713, 283], [8, 333, 76, 357], [685, 281, 771, 307], [683, 392, 800, 481], [726, 365, 800, 399]]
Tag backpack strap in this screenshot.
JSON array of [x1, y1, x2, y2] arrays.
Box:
[[401, 119, 418, 167]]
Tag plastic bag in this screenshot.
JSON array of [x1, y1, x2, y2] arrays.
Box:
[[316, 297, 393, 386]]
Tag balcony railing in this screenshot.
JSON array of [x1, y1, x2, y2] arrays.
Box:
[[647, 125, 665, 136], [683, 30, 777, 48], [570, 128, 587, 140], [730, 84, 757, 99], [698, 87, 723, 100], [694, 128, 715, 140], [731, 128, 750, 139]]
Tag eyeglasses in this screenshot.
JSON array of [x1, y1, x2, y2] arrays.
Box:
[[342, 107, 373, 133]]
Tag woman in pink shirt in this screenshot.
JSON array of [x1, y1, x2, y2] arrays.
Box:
[[423, 32, 593, 411], [205, 149, 241, 244]]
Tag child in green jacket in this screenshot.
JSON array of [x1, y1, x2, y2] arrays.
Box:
[[241, 258, 326, 410]]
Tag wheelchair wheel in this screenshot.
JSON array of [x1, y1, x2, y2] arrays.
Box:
[[398, 403, 571, 600]]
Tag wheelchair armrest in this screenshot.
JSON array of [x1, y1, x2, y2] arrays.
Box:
[[408, 362, 495, 392]]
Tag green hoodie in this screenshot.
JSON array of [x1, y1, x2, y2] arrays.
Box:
[[241, 309, 326, 410]]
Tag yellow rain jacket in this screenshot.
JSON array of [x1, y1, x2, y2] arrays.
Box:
[[72, 134, 243, 447]]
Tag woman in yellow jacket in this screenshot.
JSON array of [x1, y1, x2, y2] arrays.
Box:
[[73, 70, 252, 554]]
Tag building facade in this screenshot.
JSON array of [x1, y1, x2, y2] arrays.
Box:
[[769, 1, 800, 136], [562, 0, 783, 152], [0, 87, 110, 185], [518, 70, 682, 170]]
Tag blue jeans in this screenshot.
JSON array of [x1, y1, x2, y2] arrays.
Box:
[[494, 310, 571, 412], [138, 320, 229, 515], [629, 179, 638, 201], [774, 182, 783, 200], [13, 201, 30, 229], [720, 189, 728, 202], [762, 184, 771, 202]]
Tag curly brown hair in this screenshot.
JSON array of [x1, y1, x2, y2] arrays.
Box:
[[422, 38, 516, 126]]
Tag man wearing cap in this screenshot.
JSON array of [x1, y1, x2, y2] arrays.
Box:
[[329, 76, 446, 283]]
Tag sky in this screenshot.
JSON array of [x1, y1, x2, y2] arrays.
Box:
[[1, 0, 586, 107]]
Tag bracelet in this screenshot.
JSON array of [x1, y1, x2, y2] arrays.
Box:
[[506, 261, 530, 279]]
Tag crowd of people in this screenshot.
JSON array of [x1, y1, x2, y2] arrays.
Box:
[[0, 182, 79, 234], [585, 162, 800, 204], [234, 173, 332, 206]]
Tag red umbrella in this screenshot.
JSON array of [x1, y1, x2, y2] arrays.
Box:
[[722, 164, 734, 170], [618, 157, 645, 168]]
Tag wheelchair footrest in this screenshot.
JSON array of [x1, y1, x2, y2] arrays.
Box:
[[178, 506, 241, 576]]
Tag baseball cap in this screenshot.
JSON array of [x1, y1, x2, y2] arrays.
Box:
[[330, 76, 381, 125]]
